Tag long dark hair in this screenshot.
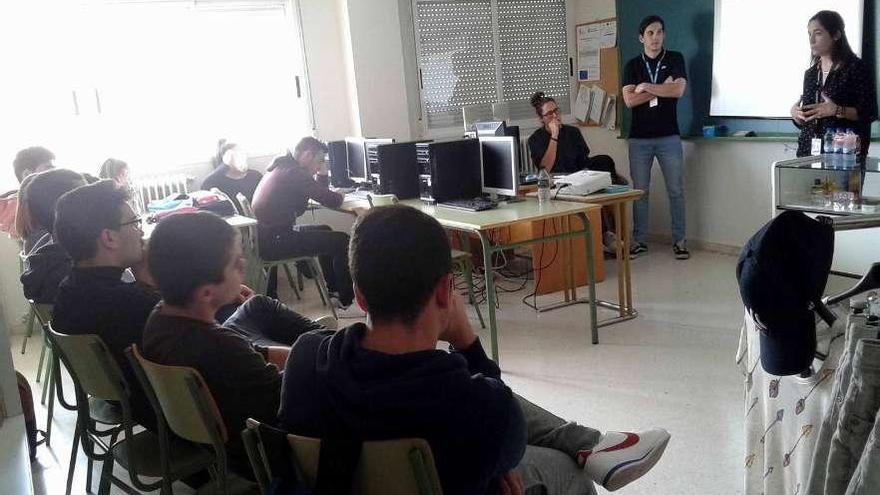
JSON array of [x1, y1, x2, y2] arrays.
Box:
[[809, 10, 856, 66], [529, 91, 556, 117]]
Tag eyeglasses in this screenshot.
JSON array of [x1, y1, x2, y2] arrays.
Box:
[[541, 107, 561, 118], [118, 216, 143, 231]]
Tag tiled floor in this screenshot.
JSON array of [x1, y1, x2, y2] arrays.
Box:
[[11, 246, 753, 494]]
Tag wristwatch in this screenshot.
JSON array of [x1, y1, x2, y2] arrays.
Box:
[[836, 104, 845, 119]]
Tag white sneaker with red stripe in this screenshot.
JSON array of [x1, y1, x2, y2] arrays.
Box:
[[577, 428, 670, 492]]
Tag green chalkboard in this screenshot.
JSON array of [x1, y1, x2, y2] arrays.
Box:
[[616, 0, 878, 138]]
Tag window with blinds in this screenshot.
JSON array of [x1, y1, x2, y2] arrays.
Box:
[[414, 0, 570, 132]]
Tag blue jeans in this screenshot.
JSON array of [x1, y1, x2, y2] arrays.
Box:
[[628, 135, 686, 244]]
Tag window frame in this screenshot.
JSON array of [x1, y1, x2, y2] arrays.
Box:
[[411, 0, 573, 139]]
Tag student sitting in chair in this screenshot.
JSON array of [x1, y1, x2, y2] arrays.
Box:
[[279, 205, 670, 495], [251, 137, 354, 309], [0, 146, 57, 239], [141, 211, 326, 471], [201, 139, 263, 214], [19, 169, 87, 304], [52, 182, 323, 431]]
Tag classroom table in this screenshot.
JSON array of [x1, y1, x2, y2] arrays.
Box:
[[336, 196, 602, 364], [141, 213, 258, 240], [525, 188, 644, 326]]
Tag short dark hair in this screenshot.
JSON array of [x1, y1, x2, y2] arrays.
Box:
[[529, 91, 556, 117], [23, 169, 86, 231], [294, 137, 328, 157], [98, 158, 128, 181], [349, 205, 452, 324], [148, 212, 237, 306], [639, 15, 665, 35], [54, 180, 131, 262], [13, 146, 55, 182]]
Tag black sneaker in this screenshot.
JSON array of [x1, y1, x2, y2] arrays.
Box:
[[673, 241, 690, 260], [629, 242, 648, 259]]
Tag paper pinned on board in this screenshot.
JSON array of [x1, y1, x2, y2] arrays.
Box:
[[602, 96, 617, 130], [589, 85, 606, 123], [577, 24, 601, 81], [573, 84, 591, 122], [598, 21, 617, 48]]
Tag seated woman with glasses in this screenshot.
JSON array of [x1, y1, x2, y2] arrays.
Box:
[[527, 91, 626, 182], [527, 91, 627, 253]]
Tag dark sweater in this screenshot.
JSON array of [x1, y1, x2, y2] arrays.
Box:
[[279, 324, 526, 495], [528, 124, 591, 174], [201, 166, 263, 213], [251, 157, 342, 228], [142, 307, 282, 465], [21, 236, 72, 304], [52, 266, 161, 429]]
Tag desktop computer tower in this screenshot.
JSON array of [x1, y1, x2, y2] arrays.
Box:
[[416, 139, 482, 203], [328, 140, 353, 187], [375, 141, 429, 199], [365, 138, 394, 188]]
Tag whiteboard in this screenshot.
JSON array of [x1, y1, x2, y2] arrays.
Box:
[[710, 0, 864, 118]]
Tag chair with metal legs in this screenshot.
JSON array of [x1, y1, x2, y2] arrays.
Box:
[[237, 194, 336, 318]]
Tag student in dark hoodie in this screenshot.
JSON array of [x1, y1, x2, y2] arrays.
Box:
[[20, 169, 87, 303], [279, 205, 671, 495]]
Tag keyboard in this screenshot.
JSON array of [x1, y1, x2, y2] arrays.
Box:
[[345, 190, 372, 200], [437, 198, 498, 212]]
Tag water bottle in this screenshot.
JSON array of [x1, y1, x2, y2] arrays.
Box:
[[833, 128, 845, 153], [823, 128, 835, 155], [537, 168, 551, 204]]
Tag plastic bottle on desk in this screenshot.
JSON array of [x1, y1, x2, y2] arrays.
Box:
[[833, 128, 845, 153], [823, 128, 835, 155], [537, 168, 551, 204]]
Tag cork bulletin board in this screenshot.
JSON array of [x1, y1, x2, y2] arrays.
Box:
[[574, 18, 620, 128]]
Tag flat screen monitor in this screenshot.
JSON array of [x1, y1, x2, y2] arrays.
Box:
[[480, 136, 518, 198], [475, 120, 507, 137], [345, 138, 367, 182], [327, 140, 353, 187]]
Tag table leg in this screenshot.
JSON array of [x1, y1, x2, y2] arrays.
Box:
[[622, 202, 633, 311], [576, 212, 599, 344], [476, 231, 500, 363], [614, 203, 625, 316]]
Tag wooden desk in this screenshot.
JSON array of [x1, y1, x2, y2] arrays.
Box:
[[399, 199, 601, 363], [322, 197, 603, 363], [526, 189, 644, 327]]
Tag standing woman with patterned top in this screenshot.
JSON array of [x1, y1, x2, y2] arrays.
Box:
[[791, 10, 877, 161]]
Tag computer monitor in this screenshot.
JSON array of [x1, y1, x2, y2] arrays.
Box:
[[480, 136, 518, 199], [327, 140, 354, 187], [375, 140, 430, 199], [475, 120, 507, 137], [345, 138, 367, 182]]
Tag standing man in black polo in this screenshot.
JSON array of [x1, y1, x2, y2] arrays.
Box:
[[622, 15, 689, 260]]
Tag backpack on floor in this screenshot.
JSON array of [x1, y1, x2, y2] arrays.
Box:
[[16, 370, 46, 461]]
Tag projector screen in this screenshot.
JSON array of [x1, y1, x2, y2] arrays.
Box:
[[710, 0, 863, 118]]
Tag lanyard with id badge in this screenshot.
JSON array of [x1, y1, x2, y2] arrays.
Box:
[[808, 65, 832, 155], [642, 50, 666, 108]]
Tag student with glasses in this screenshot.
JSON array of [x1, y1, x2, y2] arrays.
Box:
[[527, 91, 628, 253], [52, 181, 325, 434]]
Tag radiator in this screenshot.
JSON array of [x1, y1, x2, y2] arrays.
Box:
[[131, 173, 194, 213]]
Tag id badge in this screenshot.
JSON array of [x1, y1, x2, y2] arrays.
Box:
[[810, 138, 822, 156], [649, 97, 658, 108]]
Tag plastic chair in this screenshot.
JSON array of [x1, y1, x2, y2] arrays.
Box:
[[236, 193, 336, 318], [242, 418, 443, 495], [128, 344, 259, 495], [365, 196, 484, 328], [48, 327, 212, 495]]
